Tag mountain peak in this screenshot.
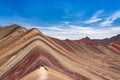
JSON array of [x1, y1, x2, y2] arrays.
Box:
[[93, 34, 120, 45], [81, 36, 90, 40]]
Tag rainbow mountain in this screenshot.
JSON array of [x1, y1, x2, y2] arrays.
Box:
[[0, 24, 120, 80]]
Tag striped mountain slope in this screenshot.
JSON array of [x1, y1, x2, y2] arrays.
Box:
[[0, 25, 120, 80]]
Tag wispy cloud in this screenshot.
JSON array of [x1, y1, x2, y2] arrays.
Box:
[[84, 10, 103, 24], [100, 11, 120, 27], [35, 24, 120, 40]]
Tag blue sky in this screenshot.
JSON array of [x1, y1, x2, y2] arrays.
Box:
[[0, 0, 120, 39]]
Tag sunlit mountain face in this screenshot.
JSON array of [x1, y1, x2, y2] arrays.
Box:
[[0, 24, 120, 80], [0, 0, 120, 80]]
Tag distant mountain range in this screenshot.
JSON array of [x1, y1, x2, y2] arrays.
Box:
[[0, 24, 120, 80]]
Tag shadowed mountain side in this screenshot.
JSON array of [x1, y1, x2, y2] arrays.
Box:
[[0, 25, 120, 80], [92, 34, 120, 45]]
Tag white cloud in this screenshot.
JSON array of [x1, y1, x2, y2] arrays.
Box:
[[100, 11, 120, 27], [1, 14, 119, 40], [35, 24, 120, 40], [84, 10, 103, 24], [62, 21, 70, 25]]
